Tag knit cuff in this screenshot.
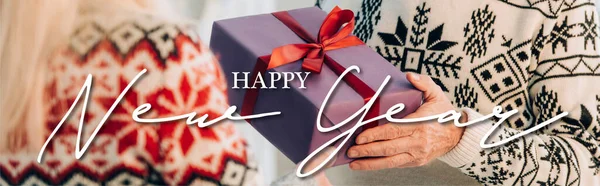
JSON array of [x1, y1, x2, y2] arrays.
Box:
[[437, 108, 492, 167]]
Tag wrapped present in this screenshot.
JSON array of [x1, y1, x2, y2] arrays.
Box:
[[209, 7, 423, 166]]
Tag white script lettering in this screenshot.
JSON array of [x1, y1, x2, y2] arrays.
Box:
[[37, 69, 280, 163], [37, 67, 568, 180], [295, 65, 568, 178]]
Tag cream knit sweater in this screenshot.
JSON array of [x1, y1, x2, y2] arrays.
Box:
[[318, 0, 600, 185]]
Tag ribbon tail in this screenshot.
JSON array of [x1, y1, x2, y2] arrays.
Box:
[[302, 50, 325, 73]]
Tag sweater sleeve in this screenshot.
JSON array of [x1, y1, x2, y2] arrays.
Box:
[[439, 5, 600, 185]]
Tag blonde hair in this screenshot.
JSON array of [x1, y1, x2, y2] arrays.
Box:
[[0, 0, 158, 153]]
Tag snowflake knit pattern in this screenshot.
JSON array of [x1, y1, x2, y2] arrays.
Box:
[[319, 0, 600, 185], [0, 10, 259, 186]]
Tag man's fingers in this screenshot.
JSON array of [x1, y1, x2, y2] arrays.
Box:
[[406, 72, 444, 102], [355, 123, 416, 145], [348, 137, 413, 158], [349, 153, 415, 170]]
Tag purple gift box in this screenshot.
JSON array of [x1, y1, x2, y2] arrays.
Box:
[[209, 7, 423, 166]]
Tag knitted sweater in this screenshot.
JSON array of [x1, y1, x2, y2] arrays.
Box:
[[318, 0, 600, 185], [0, 8, 259, 186]]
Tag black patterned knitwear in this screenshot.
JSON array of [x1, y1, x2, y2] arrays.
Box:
[[318, 0, 600, 185]]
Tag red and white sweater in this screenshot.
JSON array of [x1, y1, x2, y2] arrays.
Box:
[[0, 9, 259, 186]]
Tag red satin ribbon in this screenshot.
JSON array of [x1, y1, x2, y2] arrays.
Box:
[[241, 7, 380, 129], [269, 7, 364, 73]]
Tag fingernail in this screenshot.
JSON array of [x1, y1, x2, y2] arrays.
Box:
[[350, 162, 361, 170], [348, 150, 358, 158], [409, 72, 420, 81], [357, 137, 367, 144]]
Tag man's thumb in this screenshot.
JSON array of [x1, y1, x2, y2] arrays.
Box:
[[406, 72, 444, 101]]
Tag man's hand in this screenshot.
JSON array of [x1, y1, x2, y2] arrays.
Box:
[[347, 73, 465, 170]]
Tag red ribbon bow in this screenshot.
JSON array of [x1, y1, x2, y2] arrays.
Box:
[[242, 7, 379, 131], [268, 7, 364, 73]]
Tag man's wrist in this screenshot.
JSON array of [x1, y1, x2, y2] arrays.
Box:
[[438, 108, 493, 167]]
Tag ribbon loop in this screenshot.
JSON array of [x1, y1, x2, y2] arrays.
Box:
[[318, 7, 356, 44]]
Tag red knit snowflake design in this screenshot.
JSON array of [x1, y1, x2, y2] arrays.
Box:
[[0, 15, 258, 186]]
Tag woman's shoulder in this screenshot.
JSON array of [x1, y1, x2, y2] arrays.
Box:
[[68, 11, 202, 61]]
